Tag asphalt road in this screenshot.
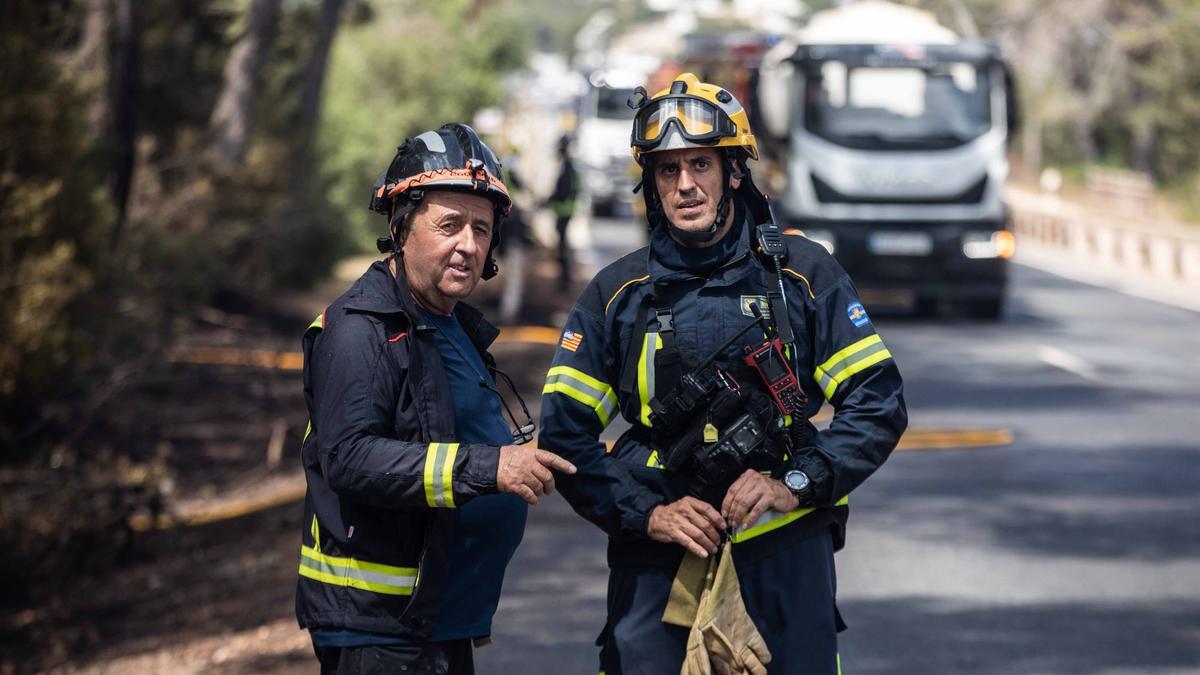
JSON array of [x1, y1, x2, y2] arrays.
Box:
[[477, 217, 1200, 674]]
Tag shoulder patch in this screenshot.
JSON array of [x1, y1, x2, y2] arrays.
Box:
[[847, 302, 871, 328], [559, 329, 583, 352]]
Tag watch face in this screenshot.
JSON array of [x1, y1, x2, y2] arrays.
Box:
[[785, 470, 810, 492]]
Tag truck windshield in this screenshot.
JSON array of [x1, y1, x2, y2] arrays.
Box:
[[596, 86, 637, 120], [803, 60, 991, 150]]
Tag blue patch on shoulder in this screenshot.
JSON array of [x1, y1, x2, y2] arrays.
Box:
[[847, 302, 871, 328]]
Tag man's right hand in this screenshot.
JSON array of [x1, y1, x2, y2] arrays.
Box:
[[646, 497, 727, 558], [496, 446, 577, 505]]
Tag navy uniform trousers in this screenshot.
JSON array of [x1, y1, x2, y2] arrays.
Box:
[[599, 530, 842, 675]]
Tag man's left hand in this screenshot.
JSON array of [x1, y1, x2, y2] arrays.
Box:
[[721, 469, 800, 530]]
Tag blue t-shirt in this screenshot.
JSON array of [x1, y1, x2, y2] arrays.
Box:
[[312, 307, 526, 647], [419, 307, 528, 641]]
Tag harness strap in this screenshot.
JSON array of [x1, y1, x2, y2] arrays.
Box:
[[619, 294, 654, 399]]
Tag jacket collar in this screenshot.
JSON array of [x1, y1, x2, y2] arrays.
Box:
[[342, 259, 498, 351], [646, 198, 755, 287]]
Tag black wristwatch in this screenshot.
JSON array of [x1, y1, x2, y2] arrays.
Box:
[[782, 469, 814, 505]]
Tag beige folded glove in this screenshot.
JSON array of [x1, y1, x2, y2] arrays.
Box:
[[664, 540, 771, 675]]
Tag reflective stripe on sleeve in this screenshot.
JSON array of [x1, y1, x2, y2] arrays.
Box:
[[730, 495, 850, 543], [637, 333, 662, 427], [543, 365, 618, 427], [298, 545, 418, 596], [423, 442, 461, 508], [814, 334, 893, 400]]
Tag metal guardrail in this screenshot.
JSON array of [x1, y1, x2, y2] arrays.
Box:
[[1007, 185, 1200, 285]]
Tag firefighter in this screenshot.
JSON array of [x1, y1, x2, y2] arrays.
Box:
[[548, 135, 579, 291], [538, 74, 907, 673], [295, 123, 575, 674]]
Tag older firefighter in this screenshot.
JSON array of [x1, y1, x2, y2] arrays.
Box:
[[295, 123, 575, 674], [538, 74, 907, 673]]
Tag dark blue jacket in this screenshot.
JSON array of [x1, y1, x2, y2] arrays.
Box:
[[295, 260, 504, 638], [538, 203, 907, 565]]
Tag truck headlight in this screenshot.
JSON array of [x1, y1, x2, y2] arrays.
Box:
[[962, 231, 1015, 259]]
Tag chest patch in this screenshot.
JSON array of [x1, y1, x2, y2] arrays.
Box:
[[740, 295, 770, 320]]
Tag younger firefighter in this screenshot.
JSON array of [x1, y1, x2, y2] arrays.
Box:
[[539, 74, 907, 673]]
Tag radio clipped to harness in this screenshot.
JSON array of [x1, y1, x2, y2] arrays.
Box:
[[742, 337, 806, 416]]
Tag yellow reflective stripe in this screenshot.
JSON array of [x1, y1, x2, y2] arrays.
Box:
[[637, 333, 662, 426], [423, 443, 460, 508], [646, 449, 665, 469], [309, 311, 324, 330], [442, 443, 459, 508], [837, 653, 842, 675], [730, 495, 850, 543], [424, 444, 438, 507], [548, 364, 607, 392], [303, 420, 312, 442], [543, 366, 617, 427], [817, 334, 882, 373], [311, 514, 320, 550], [814, 334, 892, 399], [298, 544, 417, 596]]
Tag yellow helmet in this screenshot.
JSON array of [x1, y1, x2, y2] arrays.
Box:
[[629, 72, 759, 164]]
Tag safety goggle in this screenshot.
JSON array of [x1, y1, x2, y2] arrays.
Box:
[[631, 95, 738, 149]]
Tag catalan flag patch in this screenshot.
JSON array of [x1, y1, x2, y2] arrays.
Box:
[[560, 330, 583, 352]]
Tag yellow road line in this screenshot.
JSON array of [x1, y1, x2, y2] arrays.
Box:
[[494, 326, 562, 346], [896, 428, 1012, 451], [167, 346, 304, 371]]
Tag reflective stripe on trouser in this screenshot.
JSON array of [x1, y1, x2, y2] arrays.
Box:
[[424, 442, 460, 508], [298, 517, 418, 596], [814, 334, 892, 400], [544, 365, 618, 427], [599, 531, 841, 675]]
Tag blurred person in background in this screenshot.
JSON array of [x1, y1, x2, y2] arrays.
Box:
[[538, 74, 906, 673], [295, 123, 575, 675], [496, 152, 532, 324], [548, 134, 578, 291]]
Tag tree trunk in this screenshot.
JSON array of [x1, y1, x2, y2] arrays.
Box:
[[76, 0, 111, 140], [1073, 117, 1097, 163], [108, 0, 140, 253], [206, 0, 282, 168], [1130, 124, 1157, 177], [289, 0, 345, 181]]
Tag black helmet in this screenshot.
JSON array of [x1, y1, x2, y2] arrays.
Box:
[[371, 123, 512, 279]]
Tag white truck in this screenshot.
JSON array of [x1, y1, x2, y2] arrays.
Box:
[[757, 1, 1019, 318], [574, 67, 652, 217]]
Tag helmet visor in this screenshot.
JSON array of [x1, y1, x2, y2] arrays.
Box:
[[633, 96, 736, 148]]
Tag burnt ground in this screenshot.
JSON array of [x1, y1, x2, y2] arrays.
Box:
[[0, 249, 576, 674]]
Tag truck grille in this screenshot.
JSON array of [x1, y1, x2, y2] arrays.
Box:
[[811, 175, 988, 205]]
